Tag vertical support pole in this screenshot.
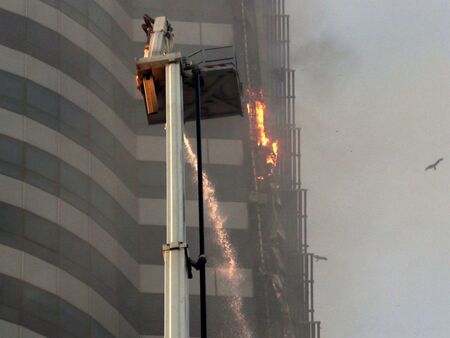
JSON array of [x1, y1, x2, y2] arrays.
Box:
[[164, 61, 189, 338], [304, 189, 308, 251], [195, 70, 208, 338], [305, 253, 310, 321], [297, 128, 301, 189], [310, 254, 315, 322]]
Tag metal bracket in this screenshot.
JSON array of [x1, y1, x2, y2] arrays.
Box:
[[136, 52, 182, 115], [161, 242, 192, 279], [136, 52, 182, 75], [162, 241, 188, 252], [161, 242, 207, 280]]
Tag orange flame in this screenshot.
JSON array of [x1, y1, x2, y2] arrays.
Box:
[[255, 100, 270, 147], [266, 140, 279, 166], [247, 89, 280, 176]]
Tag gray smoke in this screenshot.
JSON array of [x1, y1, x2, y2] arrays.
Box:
[[287, 0, 450, 337]]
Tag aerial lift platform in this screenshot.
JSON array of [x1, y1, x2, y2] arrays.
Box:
[[135, 15, 243, 338]]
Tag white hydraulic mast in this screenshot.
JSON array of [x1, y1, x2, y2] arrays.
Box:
[[164, 59, 188, 338], [137, 16, 189, 338]]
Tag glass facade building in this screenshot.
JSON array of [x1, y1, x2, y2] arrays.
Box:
[[0, 1, 320, 337]]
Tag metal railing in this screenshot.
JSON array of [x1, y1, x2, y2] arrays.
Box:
[[187, 46, 237, 68]]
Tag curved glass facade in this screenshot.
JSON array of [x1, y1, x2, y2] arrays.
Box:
[[0, 0, 320, 337], [0, 1, 253, 337]]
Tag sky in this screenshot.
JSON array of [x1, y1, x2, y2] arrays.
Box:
[[285, 1, 450, 337]]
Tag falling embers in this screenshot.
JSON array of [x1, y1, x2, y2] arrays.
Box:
[[184, 136, 254, 338]]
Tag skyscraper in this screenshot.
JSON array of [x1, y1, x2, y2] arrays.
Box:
[[0, 1, 320, 337]]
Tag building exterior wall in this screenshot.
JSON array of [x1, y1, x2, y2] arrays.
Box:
[[0, 0, 320, 337], [0, 1, 256, 337]]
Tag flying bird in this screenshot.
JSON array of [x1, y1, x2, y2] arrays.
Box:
[[425, 158, 443, 171], [313, 254, 328, 262]]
